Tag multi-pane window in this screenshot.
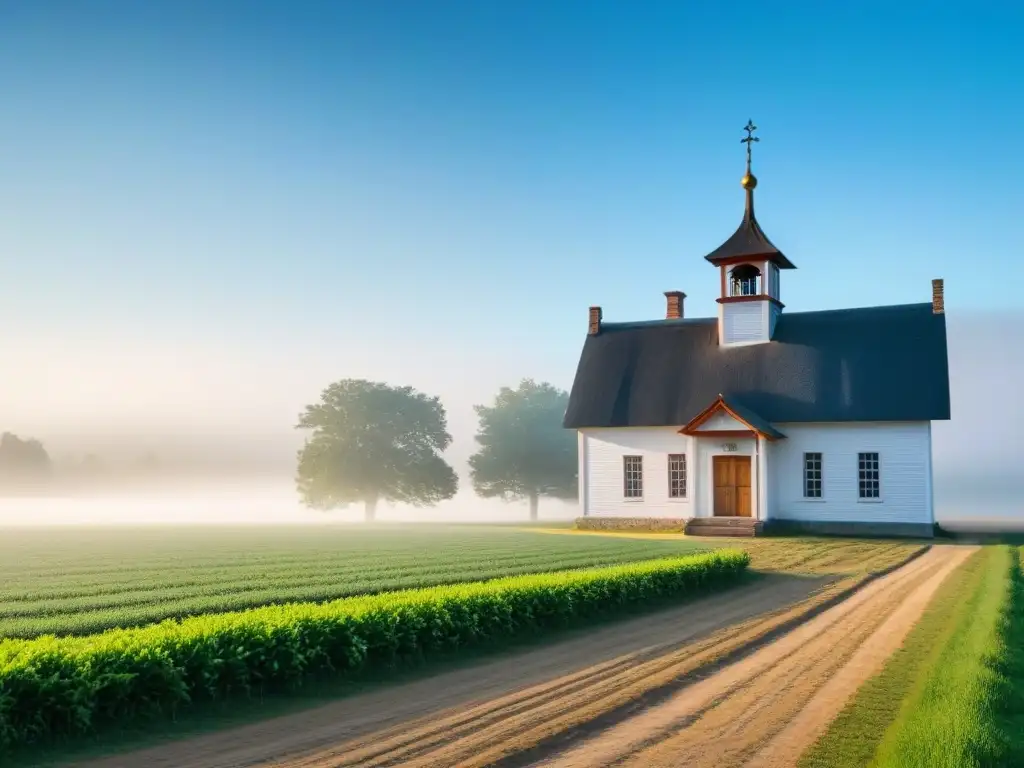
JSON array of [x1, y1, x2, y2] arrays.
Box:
[[858, 452, 880, 499], [803, 452, 822, 498], [623, 455, 643, 498], [668, 454, 688, 498]]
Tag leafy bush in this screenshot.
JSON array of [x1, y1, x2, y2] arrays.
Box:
[[0, 549, 747, 751]]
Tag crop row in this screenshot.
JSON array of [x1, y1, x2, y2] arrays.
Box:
[[0, 554, 709, 639], [0, 542, 622, 582], [0, 549, 748, 753], [0, 534, 691, 589], [2, 559, 711, 638], [0, 527, 690, 583], [0, 547, 690, 606], [0, 535, 704, 638]]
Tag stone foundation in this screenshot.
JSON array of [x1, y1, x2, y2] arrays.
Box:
[[574, 516, 935, 539], [765, 519, 934, 539]]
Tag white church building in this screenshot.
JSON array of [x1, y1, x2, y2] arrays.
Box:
[[563, 123, 951, 538]]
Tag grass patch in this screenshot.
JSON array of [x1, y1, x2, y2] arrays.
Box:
[[992, 545, 1024, 764], [735, 538, 926, 578], [0, 550, 748, 755], [573, 517, 688, 533], [801, 545, 1012, 768]]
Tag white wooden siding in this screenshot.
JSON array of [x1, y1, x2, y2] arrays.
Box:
[[758, 435, 770, 520], [925, 422, 934, 523], [769, 302, 782, 338], [722, 302, 765, 344], [579, 428, 694, 517], [694, 411, 748, 431], [769, 422, 933, 525], [579, 428, 767, 520], [577, 430, 588, 515], [578, 422, 934, 525], [767, 435, 781, 520]]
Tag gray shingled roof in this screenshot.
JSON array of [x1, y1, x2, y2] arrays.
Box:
[[702, 189, 796, 269], [563, 302, 951, 429]]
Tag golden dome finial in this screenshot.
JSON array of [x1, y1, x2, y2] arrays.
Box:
[[740, 119, 759, 189]]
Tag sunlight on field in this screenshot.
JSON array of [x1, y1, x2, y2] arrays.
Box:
[[522, 527, 689, 541], [0, 525, 702, 638], [524, 528, 926, 578]]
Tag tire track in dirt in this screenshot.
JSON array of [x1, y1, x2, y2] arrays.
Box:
[[539, 545, 975, 768], [745, 545, 974, 768]]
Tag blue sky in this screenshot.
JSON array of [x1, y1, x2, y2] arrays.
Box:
[[1, 1, 1022, 455]]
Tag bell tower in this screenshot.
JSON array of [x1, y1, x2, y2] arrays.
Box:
[[703, 120, 795, 346]]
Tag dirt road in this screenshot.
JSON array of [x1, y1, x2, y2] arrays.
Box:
[[74, 572, 827, 768], [539, 544, 974, 768]]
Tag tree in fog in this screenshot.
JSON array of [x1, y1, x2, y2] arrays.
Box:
[[295, 379, 458, 521], [469, 379, 577, 521], [0, 432, 53, 486]]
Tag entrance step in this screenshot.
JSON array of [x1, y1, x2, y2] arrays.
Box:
[[686, 518, 764, 537]]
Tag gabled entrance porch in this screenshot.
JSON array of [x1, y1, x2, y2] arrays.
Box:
[[678, 394, 785, 535]]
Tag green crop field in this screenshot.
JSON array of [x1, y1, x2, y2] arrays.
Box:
[[0, 549, 749, 754], [0, 524, 704, 638]]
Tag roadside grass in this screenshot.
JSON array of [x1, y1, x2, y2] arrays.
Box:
[[800, 545, 1013, 768], [992, 545, 1024, 765]]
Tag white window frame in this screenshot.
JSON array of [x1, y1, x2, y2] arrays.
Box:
[[803, 452, 823, 499], [668, 453, 688, 499], [623, 455, 643, 500], [857, 452, 881, 501]]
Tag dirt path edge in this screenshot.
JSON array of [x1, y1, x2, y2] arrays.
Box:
[[491, 543, 932, 768]]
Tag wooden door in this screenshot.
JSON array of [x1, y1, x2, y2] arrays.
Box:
[[713, 456, 752, 517], [735, 458, 752, 517]]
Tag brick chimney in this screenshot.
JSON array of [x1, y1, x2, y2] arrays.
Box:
[[664, 291, 686, 320], [588, 306, 603, 335], [932, 279, 944, 314]]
